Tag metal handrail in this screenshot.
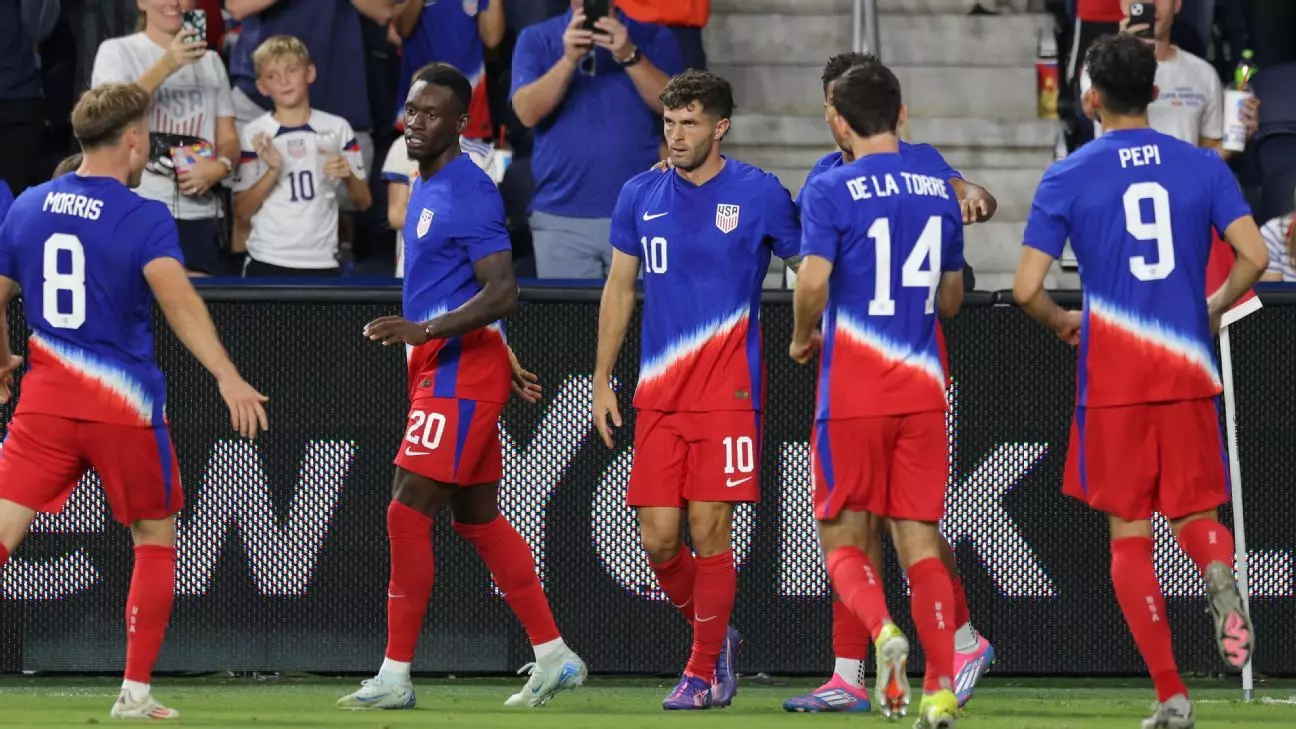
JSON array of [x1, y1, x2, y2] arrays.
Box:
[[854, 0, 881, 56]]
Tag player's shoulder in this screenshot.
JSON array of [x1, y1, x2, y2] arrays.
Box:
[[725, 158, 789, 195], [309, 109, 352, 134], [620, 167, 668, 200]]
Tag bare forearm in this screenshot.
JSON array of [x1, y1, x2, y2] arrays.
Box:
[[225, 0, 277, 21], [344, 175, 372, 211], [393, 0, 422, 38], [512, 58, 578, 128], [160, 291, 239, 382], [595, 285, 635, 380], [352, 0, 395, 25], [136, 56, 179, 94], [1209, 257, 1264, 316], [1020, 288, 1066, 331], [478, 0, 505, 49], [424, 283, 518, 339], [625, 58, 669, 114], [792, 284, 826, 343], [233, 171, 279, 221]]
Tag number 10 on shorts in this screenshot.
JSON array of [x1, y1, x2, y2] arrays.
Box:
[[723, 436, 754, 474], [404, 409, 446, 454]]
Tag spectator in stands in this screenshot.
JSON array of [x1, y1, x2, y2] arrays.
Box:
[[1259, 195, 1295, 282], [1081, 0, 1260, 159], [390, 0, 505, 140], [0, 0, 60, 196], [92, 0, 238, 276], [510, 0, 683, 279], [1065, 0, 1122, 150], [232, 35, 370, 277], [382, 133, 503, 277], [618, 0, 708, 71]]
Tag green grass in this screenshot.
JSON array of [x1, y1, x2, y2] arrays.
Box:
[[0, 675, 1293, 728]]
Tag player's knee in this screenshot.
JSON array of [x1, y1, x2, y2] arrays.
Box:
[[640, 530, 683, 563], [1169, 509, 1219, 538], [688, 519, 730, 557]]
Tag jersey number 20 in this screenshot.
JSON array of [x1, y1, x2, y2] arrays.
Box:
[[1124, 182, 1175, 281], [867, 215, 943, 316], [43, 233, 86, 329]]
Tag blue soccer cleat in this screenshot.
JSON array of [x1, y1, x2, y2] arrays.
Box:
[[662, 674, 712, 710]]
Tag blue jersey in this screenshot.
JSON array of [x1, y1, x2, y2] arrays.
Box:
[[800, 152, 965, 419], [610, 159, 800, 412], [797, 142, 962, 208], [402, 154, 512, 403], [1024, 128, 1251, 407], [0, 175, 183, 426], [0, 181, 12, 223]]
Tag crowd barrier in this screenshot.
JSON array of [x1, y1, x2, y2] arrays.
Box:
[[1, 285, 1293, 677]]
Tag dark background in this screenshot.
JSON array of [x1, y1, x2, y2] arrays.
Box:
[[0, 287, 1292, 677]]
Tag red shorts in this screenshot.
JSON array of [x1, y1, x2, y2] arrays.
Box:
[[812, 412, 949, 522], [0, 413, 183, 525], [1063, 398, 1228, 521], [627, 409, 762, 508], [394, 397, 504, 485]]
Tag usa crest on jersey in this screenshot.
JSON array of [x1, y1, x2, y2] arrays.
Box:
[[287, 138, 308, 159], [417, 208, 435, 238], [462, 0, 479, 15], [715, 204, 740, 234]]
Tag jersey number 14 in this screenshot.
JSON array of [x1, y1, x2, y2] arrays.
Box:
[[43, 233, 86, 329], [867, 215, 943, 316]]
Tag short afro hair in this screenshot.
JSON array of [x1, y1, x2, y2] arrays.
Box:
[[410, 62, 472, 114]]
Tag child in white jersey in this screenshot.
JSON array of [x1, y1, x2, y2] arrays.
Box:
[[232, 35, 371, 277]]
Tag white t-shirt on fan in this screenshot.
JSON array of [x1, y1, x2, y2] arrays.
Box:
[[1081, 47, 1224, 145], [232, 110, 367, 269], [91, 33, 235, 220]]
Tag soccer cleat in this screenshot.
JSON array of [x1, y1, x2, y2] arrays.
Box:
[[712, 625, 741, 708], [782, 675, 872, 713], [1141, 694, 1195, 729], [335, 676, 416, 710], [504, 645, 588, 707], [110, 690, 180, 720], [952, 635, 995, 708], [874, 622, 912, 720], [1204, 561, 1254, 670], [662, 674, 713, 710], [913, 690, 959, 729]]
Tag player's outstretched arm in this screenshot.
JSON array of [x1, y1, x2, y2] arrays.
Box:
[[790, 255, 832, 363], [1013, 247, 1079, 345], [950, 178, 997, 224], [1210, 215, 1269, 331], [593, 250, 639, 448], [0, 277, 22, 404], [144, 258, 269, 438]]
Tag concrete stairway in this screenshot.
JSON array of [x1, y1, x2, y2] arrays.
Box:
[[707, 0, 1072, 290]]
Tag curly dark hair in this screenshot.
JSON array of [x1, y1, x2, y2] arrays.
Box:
[[821, 52, 881, 93], [1085, 34, 1157, 116], [659, 70, 735, 120], [831, 63, 902, 138]]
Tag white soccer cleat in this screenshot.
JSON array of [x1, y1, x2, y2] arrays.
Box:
[[504, 646, 588, 707], [874, 623, 911, 720], [335, 676, 416, 710], [1141, 694, 1194, 729], [109, 690, 179, 720]]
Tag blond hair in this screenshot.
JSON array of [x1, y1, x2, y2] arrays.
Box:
[[253, 35, 312, 76], [72, 84, 152, 151]]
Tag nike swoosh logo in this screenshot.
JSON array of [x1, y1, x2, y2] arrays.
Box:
[[696, 615, 718, 623], [404, 447, 431, 457], [642, 211, 668, 221], [725, 477, 752, 488]]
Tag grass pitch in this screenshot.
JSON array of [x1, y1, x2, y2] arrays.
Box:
[[0, 675, 1292, 728]]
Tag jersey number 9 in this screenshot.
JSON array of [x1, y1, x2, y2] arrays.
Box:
[[43, 233, 86, 330], [1123, 182, 1175, 281], [867, 215, 943, 316]]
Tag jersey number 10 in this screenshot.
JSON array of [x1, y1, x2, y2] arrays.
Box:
[[867, 215, 943, 316], [43, 233, 86, 330]]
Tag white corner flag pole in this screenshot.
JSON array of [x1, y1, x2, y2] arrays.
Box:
[[1218, 322, 1254, 702]]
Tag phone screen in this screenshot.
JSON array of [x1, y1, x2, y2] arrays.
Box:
[[1128, 2, 1156, 39], [582, 0, 609, 31], [182, 9, 208, 44]]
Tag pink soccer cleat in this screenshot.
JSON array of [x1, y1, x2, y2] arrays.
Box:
[[952, 635, 994, 708]]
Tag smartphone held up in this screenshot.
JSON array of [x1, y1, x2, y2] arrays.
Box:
[[582, 0, 609, 32], [182, 9, 208, 45], [1127, 2, 1155, 40]]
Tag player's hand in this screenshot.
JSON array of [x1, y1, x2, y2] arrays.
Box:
[[0, 355, 22, 404], [789, 332, 822, 364], [563, 11, 595, 62], [364, 316, 430, 346], [323, 155, 353, 180], [254, 133, 284, 171], [593, 15, 634, 60], [165, 28, 207, 74], [593, 381, 621, 448], [507, 347, 542, 404], [178, 158, 227, 196], [1241, 95, 1261, 137], [218, 376, 269, 439], [961, 196, 990, 224], [651, 158, 674, 173], [1053, 310, 1082, 346]]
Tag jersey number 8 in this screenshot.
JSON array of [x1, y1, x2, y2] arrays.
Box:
[[867, 215, 943, 316], [43, 233, 86, 330], [1124, 181, 1175, 281]]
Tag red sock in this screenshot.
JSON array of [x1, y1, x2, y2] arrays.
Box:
[[650, 549, 697, 625], [684, 550, 736, 680], [951, 572, 971, 628], [454, 516, 560, 645], [124, 545, 176, 684], [825, 547, 891, 640], [1177, 519, 1236, 576], [908, 557, 956, 693], [832, 596, 870, 660], [1111, 537, 1188, 702], [386, 501, 435, 662]]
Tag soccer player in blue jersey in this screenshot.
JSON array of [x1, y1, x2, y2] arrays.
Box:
[[0, 83, 269, 720], [1013, 35, 1266, 729], [783, 52, 995, 714], [338, 63, 587, 711], [594, 69, 802, 710], [0, 180, 11, 224], [793, 63, 966, 728]]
